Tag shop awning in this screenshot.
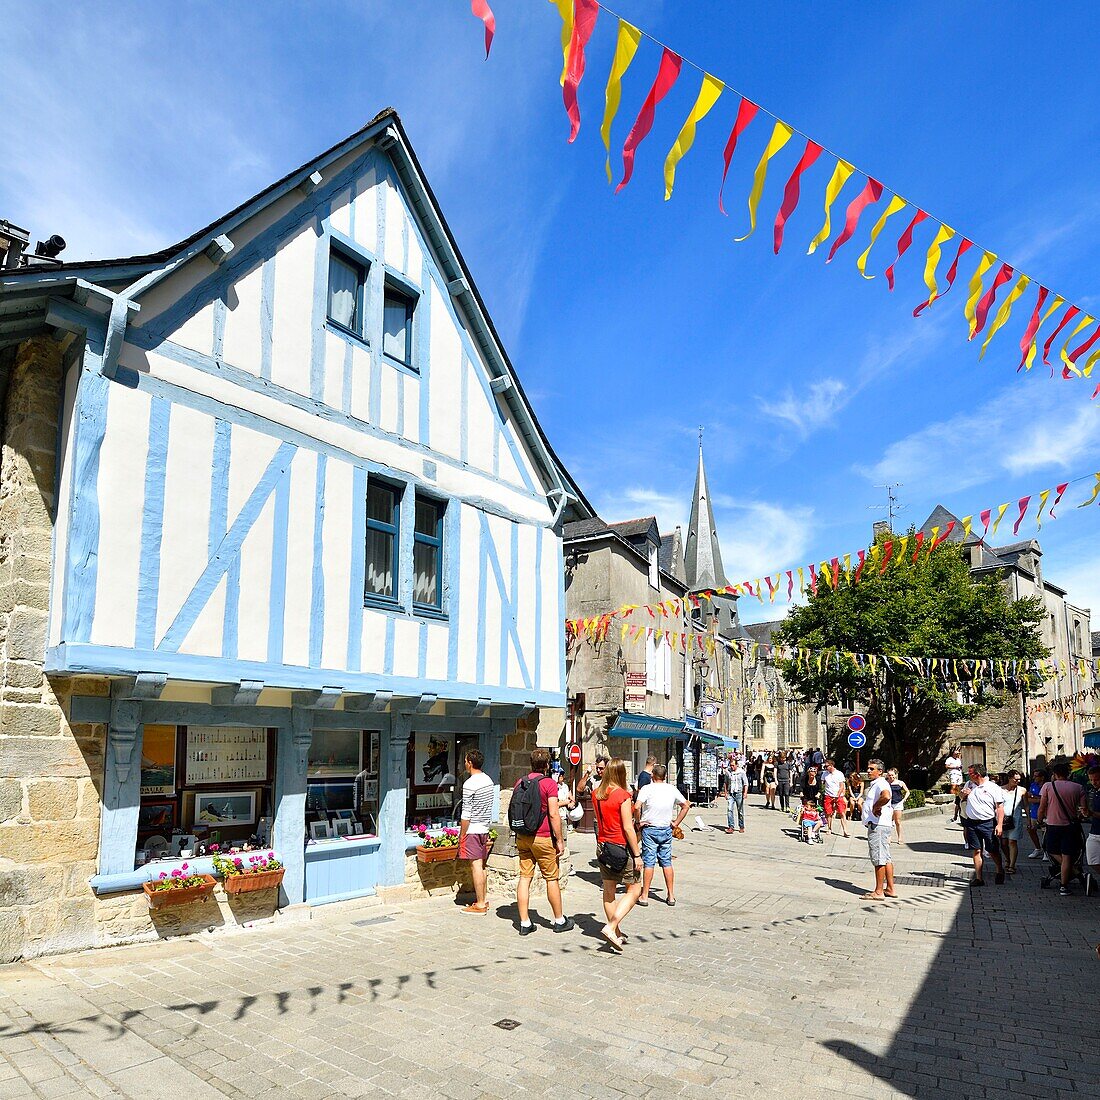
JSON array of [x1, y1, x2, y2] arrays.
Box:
[[1084, 729, 1100, 749], [692, 731, 724, 746], [610, 713, 689, 739], [722, 738, 740, 750]]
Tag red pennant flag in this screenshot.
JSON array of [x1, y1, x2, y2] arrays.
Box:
[[743, 580, 755, 597], [808, 563, 818, 595], [854, 549, 867, 582], [1017, 286, 1049, 370], [562, 0, 599, 142], [879, 540, 894, 573], [1049, 483, 1069, 519], [1043, 304, 1081, 368], [830, 557, 840, 586], [616, 48, 683, 193], [1066, 322, 1100, 373], [914, 237, 972, 315], [979, 508, 992, 540], [911, 531, 924, 560], [773, 138, 824, 254], [765, 575, 778, 600], [1093, 382, 1100, 400], [719, 97, 759, 214], [933, 521, 956, 549], [826, 178, 883, 262], [885, 211, 930, 290], [786, 570, 794, 599], [471, 0, 495, 58], [970, 262, 1014, 339], [1012, 496, 1031, 536]]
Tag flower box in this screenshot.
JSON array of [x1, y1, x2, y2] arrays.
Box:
[[416, 845, 458, 864], [142, 874, 217, 909], [222, 868, 285, 894]]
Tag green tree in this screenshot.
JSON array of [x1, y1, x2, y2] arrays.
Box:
[[773, 532, 1048, 777]]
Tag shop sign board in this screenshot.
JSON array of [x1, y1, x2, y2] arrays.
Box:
[[625, 671, 647, 710]]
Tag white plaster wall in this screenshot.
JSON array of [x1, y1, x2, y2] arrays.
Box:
[[319, 457, 354, 671], [233, 493, 274, 663], [222, 263, 264, 376], [282, 450, 318, 667], [270, 225, 315, 399]]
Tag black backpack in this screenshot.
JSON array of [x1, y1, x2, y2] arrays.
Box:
[[509, 776, 546, 835]]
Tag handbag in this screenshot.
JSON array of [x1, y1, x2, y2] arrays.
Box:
[[594, 797, 629, 873]]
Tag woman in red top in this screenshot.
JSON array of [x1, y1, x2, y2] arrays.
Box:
[[593, 759, 643, 952]]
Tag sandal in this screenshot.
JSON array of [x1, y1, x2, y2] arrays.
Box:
[[636, 898, 649, 906], [666, 897, 676, 907], [600, 924, 624, 952], [859, 893, 886, 902]]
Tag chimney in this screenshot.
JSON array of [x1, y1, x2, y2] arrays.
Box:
[[872, 520, 890, 540]]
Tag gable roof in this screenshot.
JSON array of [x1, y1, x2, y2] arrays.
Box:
[[608, 517, 659, 543], [0, 109, 593, 522]]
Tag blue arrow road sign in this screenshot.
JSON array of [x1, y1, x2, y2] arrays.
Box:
[[847, 730, 867, 749]]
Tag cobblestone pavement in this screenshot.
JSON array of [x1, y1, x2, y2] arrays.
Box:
[[1, 801, 1095, 1099]]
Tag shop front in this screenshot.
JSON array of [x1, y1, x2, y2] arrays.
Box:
[[676, 720, 724, 804]]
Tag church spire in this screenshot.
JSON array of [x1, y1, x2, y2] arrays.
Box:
[[684, 435, 727, 592]]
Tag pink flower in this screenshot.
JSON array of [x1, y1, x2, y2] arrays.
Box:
[[267, 852, 274, 860], [180, 863, 189, 871], [158, 872, 167, 880]]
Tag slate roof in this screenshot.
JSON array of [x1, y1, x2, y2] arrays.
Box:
[[659, 533, 685, 584], [608, 517, 659, 543], [744, 621, 782, 645]]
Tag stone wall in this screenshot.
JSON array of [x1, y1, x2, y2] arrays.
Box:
[[0, 336, 107, 962]]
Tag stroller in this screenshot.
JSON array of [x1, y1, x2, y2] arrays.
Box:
[[1038, 821, 1090, 893]]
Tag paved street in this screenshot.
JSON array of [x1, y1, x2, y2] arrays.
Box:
[[0, 801, 1094, 1100]]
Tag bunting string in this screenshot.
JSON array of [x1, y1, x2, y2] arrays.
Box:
[[473, 2, 1095, 382]]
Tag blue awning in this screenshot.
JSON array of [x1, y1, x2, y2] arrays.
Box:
[[610, 713, 689, 739], [1084, 729, 1100, 749], [722, 738, 740, 750]]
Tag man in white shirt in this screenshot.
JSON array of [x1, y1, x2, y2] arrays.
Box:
[[822, 758, 850, 838], [960, 764, 1005, 886], [457, 749, 495, 914], [634, 765, 690, 906], [860, 759, 897, 901]]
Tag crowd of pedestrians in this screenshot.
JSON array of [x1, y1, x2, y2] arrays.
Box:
[[453, 740, 1100, 951]]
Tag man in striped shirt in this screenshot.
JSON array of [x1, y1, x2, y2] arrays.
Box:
[[458, 748, 495, 914]]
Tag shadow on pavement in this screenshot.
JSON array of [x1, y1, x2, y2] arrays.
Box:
[[813, 876, 867, 896]]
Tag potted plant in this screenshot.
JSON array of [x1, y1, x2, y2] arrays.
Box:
[[212, 849, 285, 894], [415, 826, 460, 863], [142, 864, 217, 908]]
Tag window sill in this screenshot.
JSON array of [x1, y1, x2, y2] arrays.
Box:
[[326, 319, 371, 351], [381, 351, 420, 378], [363, 594, 402, 613], [413, 605, 448, 623]]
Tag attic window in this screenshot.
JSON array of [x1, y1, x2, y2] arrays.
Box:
[[328, 247, 367, 337], [383, 279, 416, 367]]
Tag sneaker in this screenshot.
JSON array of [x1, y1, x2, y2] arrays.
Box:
[[1059, 885, 1069, 896], [462, 903, 488, 914], [518, 922, 536, 936], [1028, 850, 1044, 859], [552, 917, 574, 933]]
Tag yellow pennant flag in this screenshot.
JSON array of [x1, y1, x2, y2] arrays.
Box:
[[807, 159, 855, 254], [1023, 294, 1064, 370], [1078, 473, 1100, 508], [980, 274, 1030, 359], [894, 536, 909, 566], [961, 515, 973, 538], [990, 502, 1010, 536], [548, 0, 573, 86], [600, 20, 642, 183], [1084, 343, 1100, 377], [964, 251, 997, 338], [843, 552, 852, 580], [921, 224, 956, 305], [664, 73, 724, 200], [870, 545, 881, 571], [1059, 314, 1094, 376], [857, 195, 907, 278], [735, 119, 793, 242], [1035, 489, 1051, 529], [797, 565, 805, 592], [928, 526, 940, 554]]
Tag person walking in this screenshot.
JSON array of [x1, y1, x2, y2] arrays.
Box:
[[998, 770, 1025, 874], [822, 759, 849, 838], [762, 754, 778, 809], [775, 751, 792, 813], [635, 764, 690, 906], [635, 755, 656, 796], [1024, 769, 1048, 859], [945, 746, 964, 822], [886, 768, 910, 845], [801, 764, 823, 809], [592, 759, 644, 951], [511, 748, 574, 935], [860, 759, 897, 901], [1037, 760, 1086, 896], [552, 762, 574, 879], [959, 763, 1006, 887], [726, 756, 748, 833], [457, 748, 495, 914]]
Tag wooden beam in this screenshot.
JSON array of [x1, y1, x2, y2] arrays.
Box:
[[413, 693, 438, 714], [203, 235, 234, 265], [447, 276, 469, 300], [489, 375, 512, 394], [211, 680, 265, 707], [292, 687, 343, 710]]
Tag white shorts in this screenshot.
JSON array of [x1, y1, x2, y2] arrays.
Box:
[[1086, 834, 1100, 872]]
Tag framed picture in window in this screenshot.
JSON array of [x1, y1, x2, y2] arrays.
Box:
[[333, 819, 353, 838], [195, 790, 256, 827], [414, 732, 453, 789], [140, 725, 177, 797], [138, 800, 175, 836], [308, 729, 361, 778], [309, 819, 332, 841]]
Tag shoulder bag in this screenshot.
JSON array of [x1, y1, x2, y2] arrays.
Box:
[[594, 795, 629, 874]]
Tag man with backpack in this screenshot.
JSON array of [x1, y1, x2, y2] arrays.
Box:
[[510, 747, 574, 936]]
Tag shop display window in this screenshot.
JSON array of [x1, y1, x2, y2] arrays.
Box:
[[306, 730, 379, 841]]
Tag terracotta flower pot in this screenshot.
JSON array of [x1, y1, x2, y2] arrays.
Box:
[[142, 874, 217, 908], [222, 868, 285, 894], [416, 845, 458, 863]]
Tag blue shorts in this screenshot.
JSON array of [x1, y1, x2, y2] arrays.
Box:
[[641, 825, 673, 868]]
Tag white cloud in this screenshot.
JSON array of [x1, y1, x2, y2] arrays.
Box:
[[868, 382, 1100, 494], [759, 378, 848, 435]]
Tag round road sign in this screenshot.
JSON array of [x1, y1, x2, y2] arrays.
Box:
[[846, 714, 866, 733], [567, 743, 583, 767], [847, 730, 867, 750]]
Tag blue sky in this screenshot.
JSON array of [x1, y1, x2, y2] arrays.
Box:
[[5, 1, 1100, 625]]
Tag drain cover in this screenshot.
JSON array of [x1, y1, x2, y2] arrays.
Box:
[[493, 1019, 521, 1031], [351, 916, 395, 928]]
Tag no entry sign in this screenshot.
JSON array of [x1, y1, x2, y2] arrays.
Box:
[[567, 743, 582, 767]]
